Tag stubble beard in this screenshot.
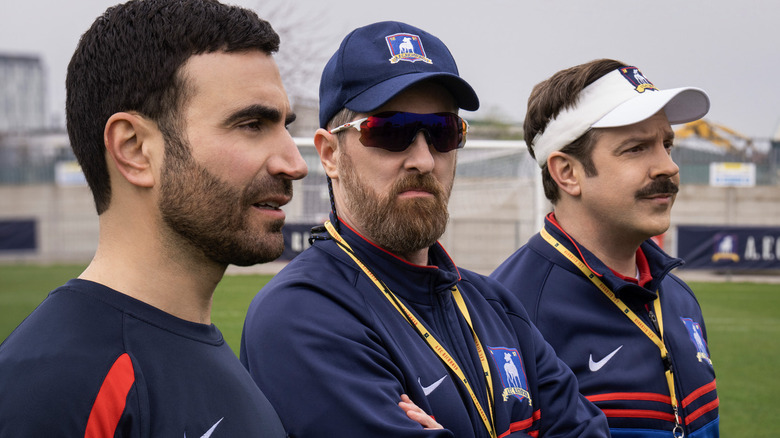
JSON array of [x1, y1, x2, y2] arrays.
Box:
[[338, 152, 453, 259], [158, 135, 291, 267]]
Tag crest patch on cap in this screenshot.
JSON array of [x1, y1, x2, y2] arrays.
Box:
[[385, 33, 432, 64], [619, 66, 658, 93]]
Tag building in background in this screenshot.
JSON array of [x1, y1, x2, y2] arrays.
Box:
[[0, 53, 47, 133]]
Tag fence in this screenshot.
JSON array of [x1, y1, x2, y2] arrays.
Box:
[[1, 137, 779, 274]]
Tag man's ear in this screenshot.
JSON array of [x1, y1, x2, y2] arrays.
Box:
[[547, 151, 581, 197], [314, 128, 339, 179], [104, 112, 158, 188]]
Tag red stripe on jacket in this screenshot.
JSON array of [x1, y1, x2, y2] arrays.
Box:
[[681, 379, 719, 425], [498, 409, 541, 438], [587, 392, 674, 422], [601, 409, 675, 422], [85, 353, 135, 438], [586, 392, 671, 404], [587, 380, 718, 426], [681, 379, 717, 408]]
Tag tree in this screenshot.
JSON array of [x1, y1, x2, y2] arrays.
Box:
[[252, 1, 333, 108]]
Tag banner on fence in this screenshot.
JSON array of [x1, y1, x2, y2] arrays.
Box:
[[709, 162, 756, 187], [0, 219, 36, 252], [677, 225, 780, 270], [281, 223, 318, 260]]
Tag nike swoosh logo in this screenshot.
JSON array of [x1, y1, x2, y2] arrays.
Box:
[[184, 417, 224, 438], [588, 345, 623, 372], [418, 375, 447, 396]]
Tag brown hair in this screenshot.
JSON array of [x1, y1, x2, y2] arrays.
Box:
[[524, 59, 627, 203]]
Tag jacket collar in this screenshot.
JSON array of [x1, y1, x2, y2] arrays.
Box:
[[540, 213, 683, 303], [323, 214, 461, 304]]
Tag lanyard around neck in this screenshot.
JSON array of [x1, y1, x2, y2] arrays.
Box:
[[540, 226, 684, 437], [324, 221, 496, 438]]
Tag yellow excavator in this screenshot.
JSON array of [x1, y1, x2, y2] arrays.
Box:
[[674, 119, 754, 156]]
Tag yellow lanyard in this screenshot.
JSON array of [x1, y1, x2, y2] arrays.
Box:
[[540, 226, 684, 437], [324, 221, 496, 438]]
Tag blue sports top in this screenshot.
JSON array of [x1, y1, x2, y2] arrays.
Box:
[[0, 279, 285, 437], [492, 214, 719, 438], [241, 216, 609, 437]]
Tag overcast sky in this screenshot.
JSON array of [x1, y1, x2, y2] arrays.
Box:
[[2, 0, 779, 139]]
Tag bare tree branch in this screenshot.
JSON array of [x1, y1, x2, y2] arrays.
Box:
[[251, 1, 334, 107]]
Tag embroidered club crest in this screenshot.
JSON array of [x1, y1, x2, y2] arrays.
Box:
[[681, 317, 713, 365], [488, 346, 532, 405], [385, 33, 432, 64], [619, 66, 658, 93]]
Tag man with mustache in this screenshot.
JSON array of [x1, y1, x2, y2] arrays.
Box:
[[240, 21, 609, 438], [491, 59, 719, 437], [0, 0, 307, 436]]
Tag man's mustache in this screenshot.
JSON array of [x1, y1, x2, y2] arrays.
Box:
[[635, 179, 679, 199], [391, 174, 443, 198]]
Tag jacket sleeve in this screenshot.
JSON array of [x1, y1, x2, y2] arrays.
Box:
[[240, 280, 455, 438]]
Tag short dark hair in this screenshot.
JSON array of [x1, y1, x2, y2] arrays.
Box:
[[66, 0, 280, 214], [524, 59, 627, 203]]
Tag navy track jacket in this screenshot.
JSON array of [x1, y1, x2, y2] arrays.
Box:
[[241, 218, 609, 437], [492, 215, 719, 438], [0, 279, 285, 437]]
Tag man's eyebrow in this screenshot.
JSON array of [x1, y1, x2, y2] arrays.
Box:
[[615, 128, 676, 149], [223, 104, 294, 126]]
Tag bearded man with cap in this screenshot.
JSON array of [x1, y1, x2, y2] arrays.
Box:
[[491, 59, 719, 437], [240, 21, 609, 438]]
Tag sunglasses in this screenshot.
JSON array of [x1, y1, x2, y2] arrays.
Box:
[[329, 111, 468, 153]]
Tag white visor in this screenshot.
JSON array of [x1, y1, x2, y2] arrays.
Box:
[[531, 67, 710, 167]]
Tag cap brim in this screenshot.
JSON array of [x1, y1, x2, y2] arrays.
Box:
[[592, 87, 710, 128], [345, 72, 480, 114]]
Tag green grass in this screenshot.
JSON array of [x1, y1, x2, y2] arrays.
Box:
[[0, 264, 273, 354], [211, 273, 274, 351], [0, 264, 87, 339], [687, 281, 780, 437], [1, 265, 778, 435]]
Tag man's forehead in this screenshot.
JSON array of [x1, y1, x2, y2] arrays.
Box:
[[178, 51, 290, 117], [592, 114, 674, 153]]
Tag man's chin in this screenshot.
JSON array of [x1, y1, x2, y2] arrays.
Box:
[[226, 248, 284, 267], [216, 232, 285, 267]]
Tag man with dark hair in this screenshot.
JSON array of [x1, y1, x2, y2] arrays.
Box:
[[0, 0, 307, 436], [492, 59, 719, 437], [240, 21, 609, 438]]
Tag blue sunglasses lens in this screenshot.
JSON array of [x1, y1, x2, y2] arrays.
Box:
[[358, 111, 466, 152]]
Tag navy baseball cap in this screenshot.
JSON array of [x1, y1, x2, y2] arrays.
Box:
[[318, 21, 480, 128]]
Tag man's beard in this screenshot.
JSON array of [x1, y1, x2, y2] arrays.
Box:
[[338, 152, 453, 259], [158, 135, 292, 266]]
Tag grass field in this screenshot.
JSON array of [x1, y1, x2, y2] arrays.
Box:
[[1, 264, 778, 436]]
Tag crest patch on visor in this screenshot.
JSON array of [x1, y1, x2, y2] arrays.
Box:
[[619, 66, 658, 93], [385, 33, 432, 64]]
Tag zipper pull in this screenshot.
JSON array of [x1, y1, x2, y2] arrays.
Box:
[[648, 309, 661, 333], [672, 405, 684, 437]]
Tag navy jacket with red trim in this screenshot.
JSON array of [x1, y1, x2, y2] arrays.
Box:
[[240, 218, 609, 438], [491, 215, 719, 438], [0, 279, 285, 437]]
